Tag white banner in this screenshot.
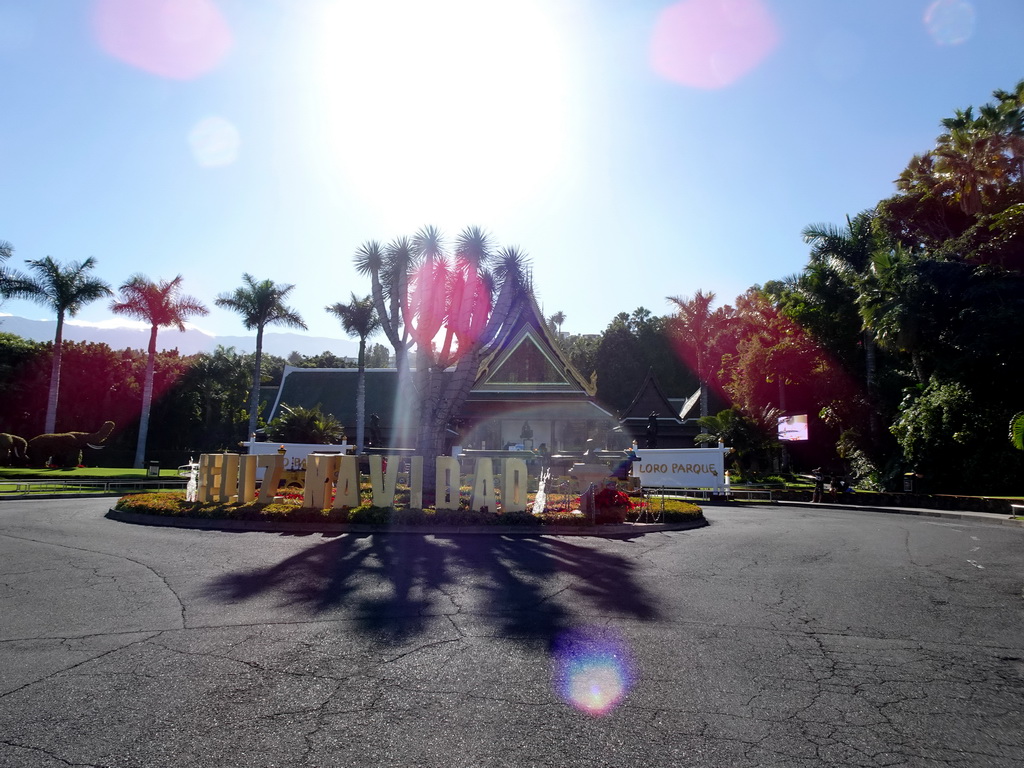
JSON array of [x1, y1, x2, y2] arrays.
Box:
[[632, 447, 729, 489]]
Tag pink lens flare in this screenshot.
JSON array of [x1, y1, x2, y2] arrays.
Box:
[[924, 0, 975, 47], [92, 0, 233, 80], [650, 0, 780, 90]]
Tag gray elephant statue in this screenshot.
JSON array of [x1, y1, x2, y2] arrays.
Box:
[[28, 421, 116, 468], [0, 433, 28, 466]]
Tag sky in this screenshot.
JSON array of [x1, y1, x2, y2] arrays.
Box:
[[1, 0, 1023, 343]]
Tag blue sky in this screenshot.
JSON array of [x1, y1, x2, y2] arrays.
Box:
[[1, 0, 1022, 342]]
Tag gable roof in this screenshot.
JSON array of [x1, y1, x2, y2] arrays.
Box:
[[269, 367, 402, 426], [476, 289, 595, 396], [264, 289, 614, 440], [620, 368, 684, 423]]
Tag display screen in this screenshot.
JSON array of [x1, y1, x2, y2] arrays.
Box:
[[778, 414, 809, 441]]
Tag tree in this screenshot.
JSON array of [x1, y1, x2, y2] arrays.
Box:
[[354, 225, 530, 498], [111, 275, 208, 468], [266, 403, 344, 444], [695, 406, 780, 474], [0, 240, 25, 299], [325, 293, 381, 452], [215, 275, 307, 440], [548, 310, 566, 336], [3, 256, 112, 433], [365, 343, 391, 368], [176, 346, 254, 450], [666, 290, 733, 423], [801, 210, 881, 392], [1010, 412, 1024, 451]]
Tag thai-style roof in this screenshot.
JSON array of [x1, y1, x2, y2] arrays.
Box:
[[265, 288, 614, 437], [476, 289, 596, 397], [619, 368, 684, 423]]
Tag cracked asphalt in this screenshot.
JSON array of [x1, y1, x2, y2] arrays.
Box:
[[1, 499, 1022, 767]]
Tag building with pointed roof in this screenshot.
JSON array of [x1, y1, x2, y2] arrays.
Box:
[[264, 290, 618, 454], [618, 368, 703, 448]]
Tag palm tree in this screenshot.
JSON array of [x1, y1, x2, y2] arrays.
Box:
[[801, 210, 881, 392], [1010, 411, 1024, 451], [0, 240, 15, 291], [215, 274, 307, 440], [325, 293, 381, 452], [666, 290, 731, 422], [0, 240, 29, 302], [548, 310, 566, 336], [111, 275, 208, 468], [4, 256, 112, 433]]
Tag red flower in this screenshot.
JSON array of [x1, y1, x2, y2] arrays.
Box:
[[594, 487, 632, 509]]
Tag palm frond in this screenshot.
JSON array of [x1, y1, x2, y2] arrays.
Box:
[[1010, 412, 1024, 451]]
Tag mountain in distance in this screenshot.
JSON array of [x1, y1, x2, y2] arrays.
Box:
[[0, 315, 360, 359]]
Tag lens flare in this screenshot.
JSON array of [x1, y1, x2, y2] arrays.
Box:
[[92, 0, 232, 80], [924, 0, 975, 46], [650, 0, 780, 90], [551, 628, 634, 717], [188, 116, 240, 167]]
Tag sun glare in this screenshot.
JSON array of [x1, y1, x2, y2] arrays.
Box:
[[311, 0, 572, 227]]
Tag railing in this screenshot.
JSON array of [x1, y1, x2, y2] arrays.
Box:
[[0, 478, 189, 497], [640, 486, 775, 503]]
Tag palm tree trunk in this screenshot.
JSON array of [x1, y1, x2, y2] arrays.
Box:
[[356, 338, 366, 452], [248, 326, 264, 440], [134, 325, 158, 468], [44, 314, 64, 433]]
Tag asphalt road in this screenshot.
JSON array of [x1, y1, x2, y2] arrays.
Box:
[[1, 499, 1022, 767]]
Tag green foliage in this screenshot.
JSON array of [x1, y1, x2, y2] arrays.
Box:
[[695, 407, 780, 472], [266, 403, 344, 444], [594, 308, 697, 413], [889, 379, 987, 490], [1010, 412, 1024, 451], [114, 492, 703, 527], [289, 351, 354, 368], [364, 343, 391, 368]]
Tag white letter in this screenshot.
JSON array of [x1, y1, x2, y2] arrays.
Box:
[[435, 456, 461, 511], [471, 458, 496, 512], [409, 456, 424, 509], [369, 455, 400, 507], [332, 455, 361, 509], [502, 458, 529, 513]]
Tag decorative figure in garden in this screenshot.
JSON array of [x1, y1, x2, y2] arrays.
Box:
[[186, 462, 198, 502], [0, 433, 28, 466], [28, 421, 115, 467], [368, 413, 382, 448], [646, 411, 659, 449]]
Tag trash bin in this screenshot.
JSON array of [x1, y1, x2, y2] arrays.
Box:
[[903, 473, 915, 493], [147, 461, 160, 478]]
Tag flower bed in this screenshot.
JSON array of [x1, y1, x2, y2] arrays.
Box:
[[114, 492, 703, 527]]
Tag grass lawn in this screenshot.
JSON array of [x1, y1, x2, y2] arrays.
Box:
[[0, 467, 186, 480]]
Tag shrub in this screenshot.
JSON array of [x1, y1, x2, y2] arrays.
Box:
[[114, 492, 703, 527]]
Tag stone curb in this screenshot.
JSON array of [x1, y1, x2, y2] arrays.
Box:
[[105, 508, 709, 537], [769, 500, 1024, 527]]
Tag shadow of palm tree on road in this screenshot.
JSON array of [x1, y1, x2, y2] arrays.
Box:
[[205, 533, 660, 646]]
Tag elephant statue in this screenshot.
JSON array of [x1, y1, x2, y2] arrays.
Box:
[[28, 421, 116, 468], [0, 433, 28, 466]]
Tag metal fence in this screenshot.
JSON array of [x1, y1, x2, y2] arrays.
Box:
[[640, 486, 776, 503], [0, 478, 189, 497]]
